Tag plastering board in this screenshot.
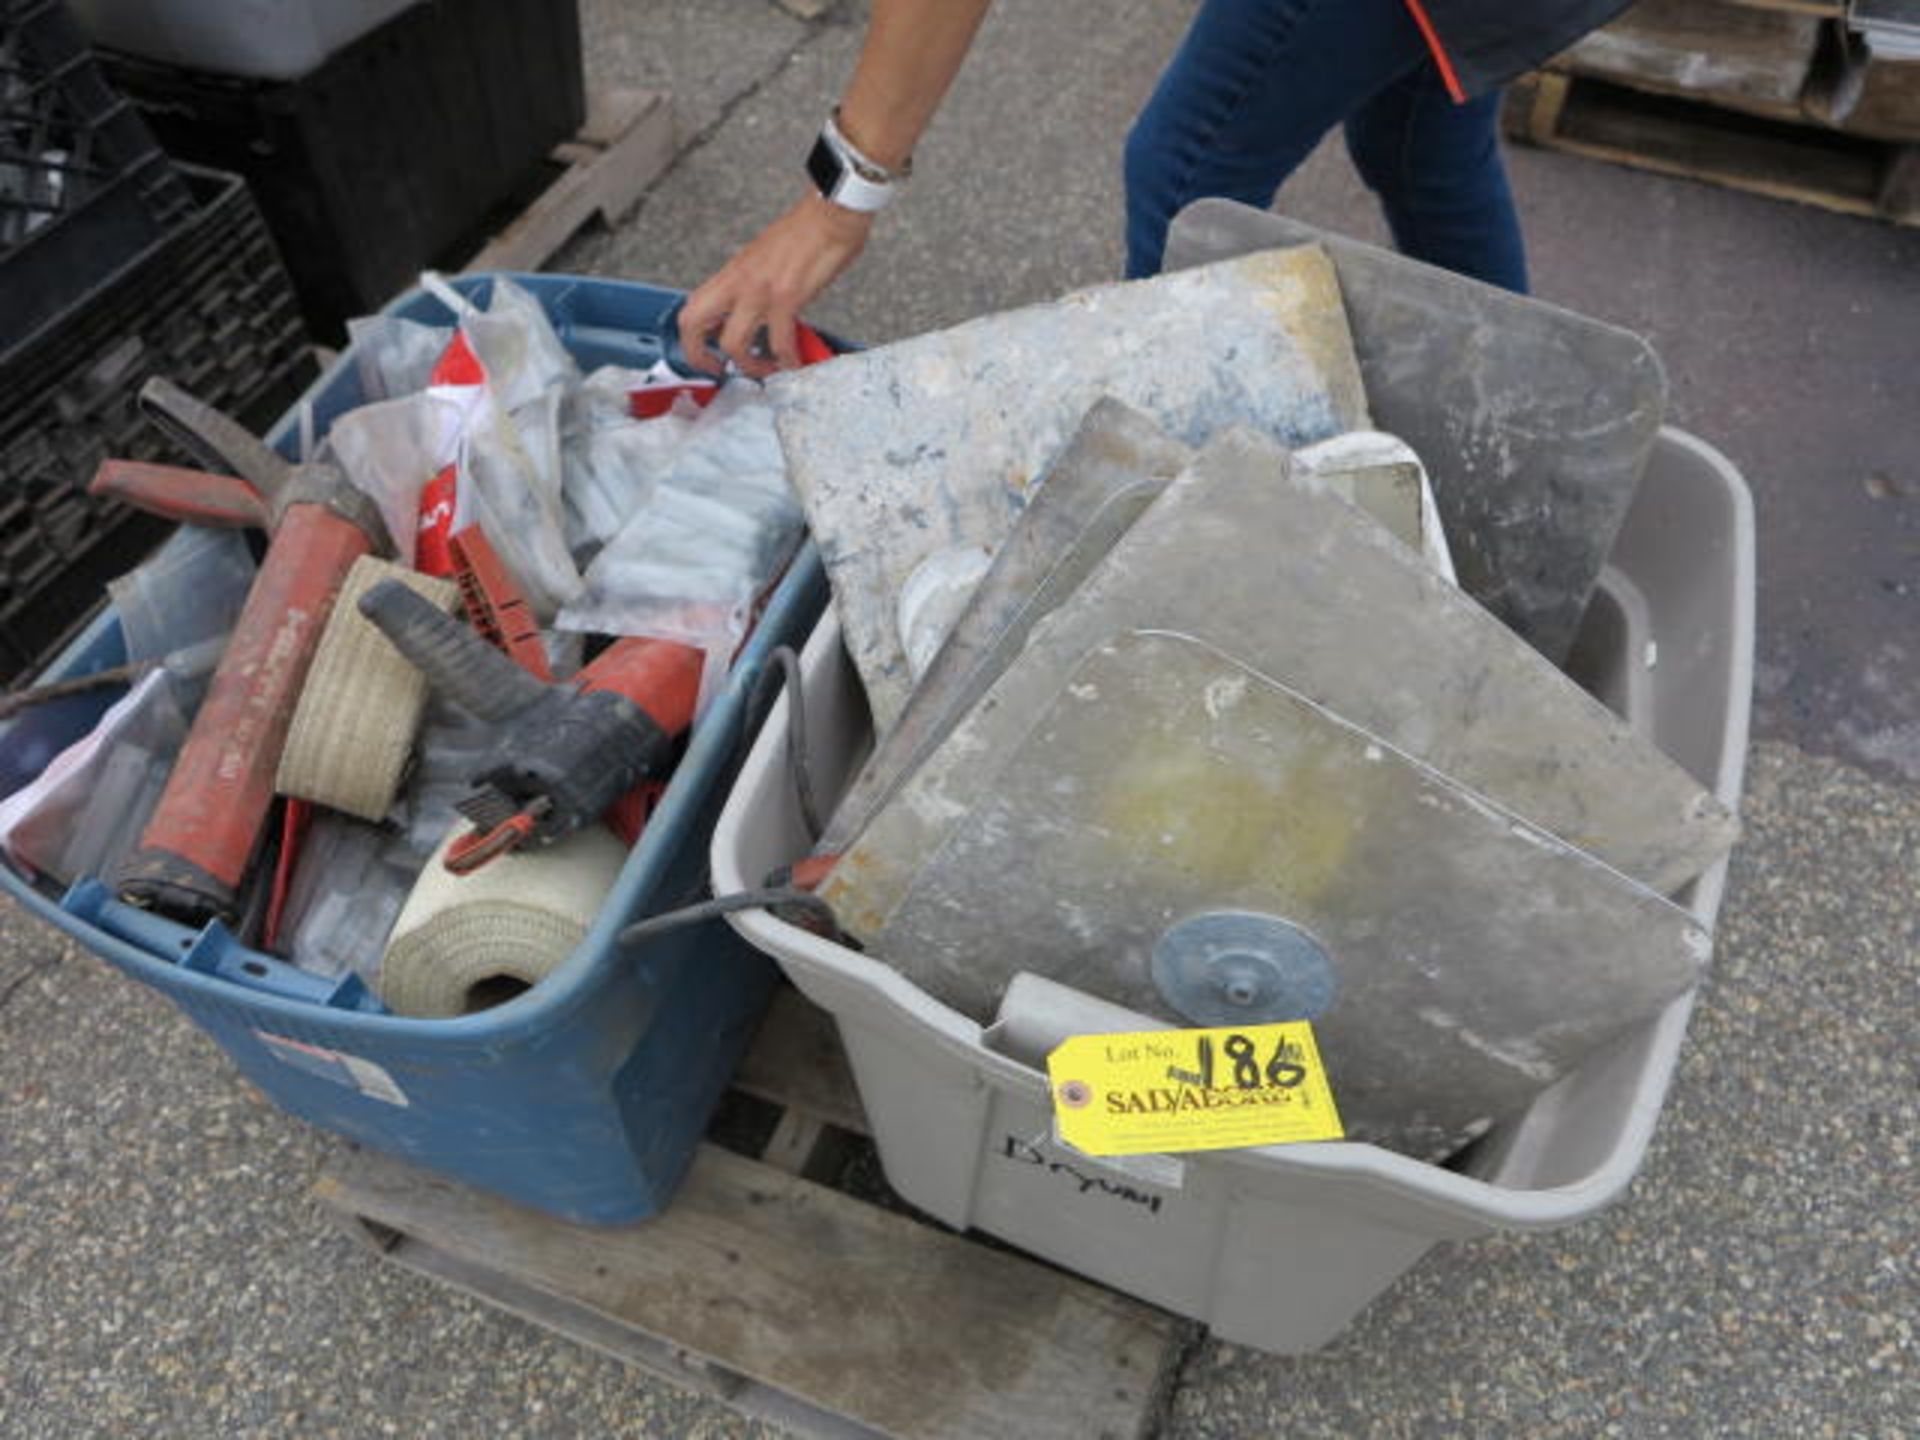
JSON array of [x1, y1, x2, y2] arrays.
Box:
[[1164, 199, 1667, 665], [771, 245, 1370, 730], [822, 429, 1736, 938], [818, 399, 1191, 851], [868, 630, 1710, 1162]]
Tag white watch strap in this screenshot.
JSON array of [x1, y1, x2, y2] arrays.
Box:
[[827, 166, 896, 213], [818, 109, 904, 213]]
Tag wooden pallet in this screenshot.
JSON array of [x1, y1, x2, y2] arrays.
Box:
[[464, 88, 678, 273], [1721, 0, 1843, 15], [1506, 69, 1920, 227], [1550, 0, 1824, 124], [313, 988, 1191, 1440]]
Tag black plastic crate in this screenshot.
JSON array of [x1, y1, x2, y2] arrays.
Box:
[[99, 0, 585, 342], [0, 164, 315, 684], [0, 0, 194, 351]]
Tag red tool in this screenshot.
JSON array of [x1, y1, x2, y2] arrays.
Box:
[[446, 524, 663, 852], [621, 324, 833, 417], [448, 526, 551, 681], [357, 579, 702, 873], [90, 379, 393, 925]]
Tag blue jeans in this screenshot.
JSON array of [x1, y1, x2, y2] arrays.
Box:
[[1123, 0, 1528, 292]]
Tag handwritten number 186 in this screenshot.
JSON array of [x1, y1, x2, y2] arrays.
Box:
[[1203, 1033, 1306, 1091]]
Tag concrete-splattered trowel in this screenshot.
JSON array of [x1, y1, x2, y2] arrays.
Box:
[[1164, 199, 1669, 666], [769, 244, 1372, 732], [866, 628, 1711, 1161], [824, 428, 1738, 945]]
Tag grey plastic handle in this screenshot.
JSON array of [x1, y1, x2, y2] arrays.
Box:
[[358, 578, 550, 724], [983, 972, 1165, 1071]]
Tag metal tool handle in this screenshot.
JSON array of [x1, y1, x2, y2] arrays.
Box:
[[358, 578, 551, 724], [138, 378, 291, 499]]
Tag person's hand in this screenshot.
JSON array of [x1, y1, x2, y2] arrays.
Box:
[[679, 192, 874, 378]]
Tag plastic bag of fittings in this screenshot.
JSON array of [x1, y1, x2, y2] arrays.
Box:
[[624, 358, 719, 420], [333, 276, 583, 591], [409, 274, 584, 610], [558, 381, 803, 705], [345, 315, 455, 402], [324, 392, 468, 570], [559, 365, 707, 559], [107, 525, 256, 659], [275, 811, 422, 986], [454, 385, 584, 619], [425, 272, 578, 412], [0, 669, 192, 888], [106, 525, 257, 709]]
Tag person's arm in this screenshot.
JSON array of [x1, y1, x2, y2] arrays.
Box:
[[677, 0, 994, 377]]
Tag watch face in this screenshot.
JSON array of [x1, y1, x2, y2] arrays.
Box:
[[807, 136, 844, 200]]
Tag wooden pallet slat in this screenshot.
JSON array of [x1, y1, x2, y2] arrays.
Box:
[[314, 990, 1188, 1440], [465, 89, 677, 273], [1881, 144, 1920, 214], [1553, 0, 1825, 123], [317, 1143, 1183, 1440], [1812, 39, 1920, 143], [1723, 0, 1844, 16], [1506, 70, 1920, 227]]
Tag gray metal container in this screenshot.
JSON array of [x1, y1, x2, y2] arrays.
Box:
[[711, 428, 1754, 1354]]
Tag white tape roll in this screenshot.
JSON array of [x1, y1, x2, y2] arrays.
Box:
[[378, 824, 628, 1017]]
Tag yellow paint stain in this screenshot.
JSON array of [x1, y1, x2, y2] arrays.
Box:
[[1094, 724, 1358, 903], [1240, 246, 1372, 431]]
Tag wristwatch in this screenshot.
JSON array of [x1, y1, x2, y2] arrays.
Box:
[[807, 109, 909, 214]]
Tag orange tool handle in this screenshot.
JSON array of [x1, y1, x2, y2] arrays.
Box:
[[89, 459, 271, 531], [578, 636, 705, 739], [578, 638, 704, 852]]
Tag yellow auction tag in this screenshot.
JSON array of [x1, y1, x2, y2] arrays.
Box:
[[1047, 1022, 1343, 1157]]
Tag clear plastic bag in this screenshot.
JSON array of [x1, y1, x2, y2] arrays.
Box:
[[558, 365, 702, 560], [558, 382, 802, 690], [454, 386, 583, 619], [0, 670, 191, 887], [448, 274, 577, 409], [106, 526, 257, 664], [324, 392, 467, 568], [277, 812, 420, 985], [345, 315, 455, 402]]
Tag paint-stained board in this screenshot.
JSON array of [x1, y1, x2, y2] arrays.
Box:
[[770, 246, 1370, 731]]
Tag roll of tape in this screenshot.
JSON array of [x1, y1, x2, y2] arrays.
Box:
[[277, 556, 461, 821], [378, 823, 628, 1017]]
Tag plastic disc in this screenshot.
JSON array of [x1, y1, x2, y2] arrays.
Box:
[[1150, 910, 1337, 1026]]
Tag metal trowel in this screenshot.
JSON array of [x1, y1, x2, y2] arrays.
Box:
[[818, 399, 1192, 851], [821, 406, 1462, 853], [867, 629, 1711, 1161], [1164, 199, 1668, 665], [769, 244, 1372, 730], [823, 428, 1737, 938]]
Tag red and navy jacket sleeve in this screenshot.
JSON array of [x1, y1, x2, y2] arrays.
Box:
[[1405, 0, 1637, 101]]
